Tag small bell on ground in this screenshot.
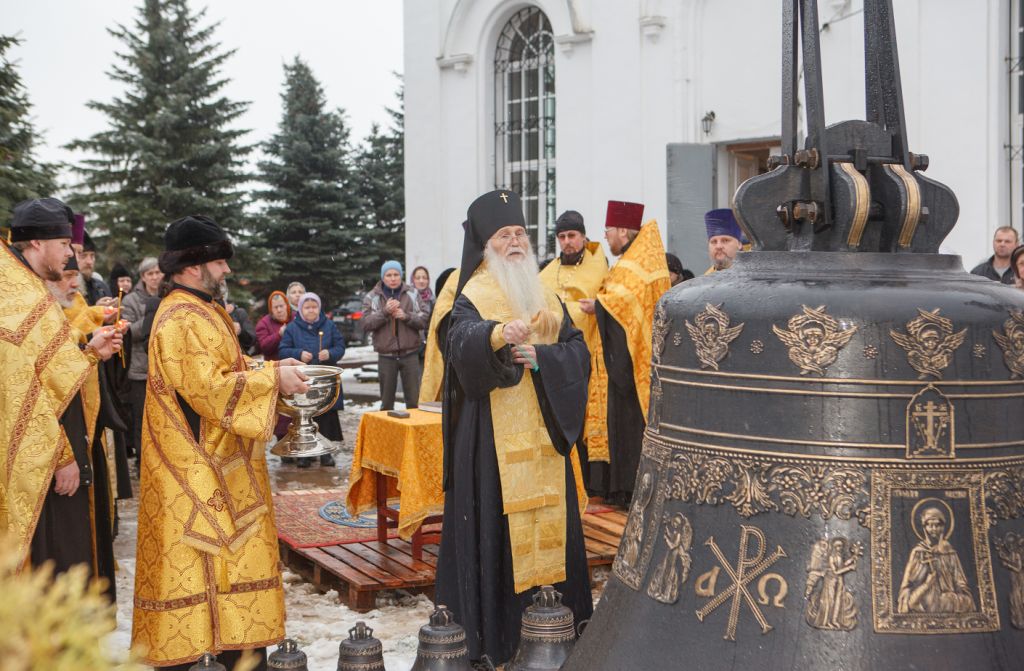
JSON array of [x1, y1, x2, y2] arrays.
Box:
[[410, 605, 473, 671], [188, 652, 227, 671], [506, 585, 577, 671], [337, 621, 386, 671], [268, 638, 308, 670]]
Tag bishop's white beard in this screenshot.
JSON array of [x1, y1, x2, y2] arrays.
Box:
[[46, 282, 76, 309], [484, 242, 546, 321]]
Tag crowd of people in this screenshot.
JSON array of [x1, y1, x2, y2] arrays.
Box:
[[14, 186, 1021, 670]]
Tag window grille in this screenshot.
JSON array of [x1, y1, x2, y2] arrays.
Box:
[[494, 6, 556, 258]]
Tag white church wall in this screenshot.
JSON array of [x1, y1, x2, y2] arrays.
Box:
[[405, 0, 1010, 277]]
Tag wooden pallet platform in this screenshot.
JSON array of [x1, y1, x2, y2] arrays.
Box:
[[279, 509, 626, 612]]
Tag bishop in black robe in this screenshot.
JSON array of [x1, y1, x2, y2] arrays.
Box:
[[436, 189, 594, 666]]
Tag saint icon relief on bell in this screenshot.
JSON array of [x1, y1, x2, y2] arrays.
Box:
[[804, 537, 862, 631], [869, 471, 999, 634]]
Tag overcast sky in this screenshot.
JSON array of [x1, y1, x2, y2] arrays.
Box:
[[5, 0, 404, 183]]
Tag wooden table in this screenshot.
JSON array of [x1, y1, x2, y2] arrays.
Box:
[[346, 409, 444, 560]]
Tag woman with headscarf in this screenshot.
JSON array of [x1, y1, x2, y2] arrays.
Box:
[[279, 292, 345, 467], [410, 265, 434, 362]]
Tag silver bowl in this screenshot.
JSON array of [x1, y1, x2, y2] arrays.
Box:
[[271, 364, 342, 458]]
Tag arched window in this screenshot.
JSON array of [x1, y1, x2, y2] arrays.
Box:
[[494, 7, 556, 258]]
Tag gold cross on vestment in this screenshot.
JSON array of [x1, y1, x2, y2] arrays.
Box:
[[499, 192, 509, 203]]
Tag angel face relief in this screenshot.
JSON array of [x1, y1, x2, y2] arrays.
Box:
[[993, 310, 1024, 379], [890, 308, 967, 379], [772, 305, 857, 376], [685, 303, 744, 370]]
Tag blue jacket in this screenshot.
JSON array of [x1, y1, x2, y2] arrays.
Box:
[[280, 312, 346, 410]]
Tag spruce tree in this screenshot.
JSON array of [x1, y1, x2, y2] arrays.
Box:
[[354, 79, 405, 282], [66, 0, 250, 262], [0, 35, 57, 221], [255, 57, 368, 304]]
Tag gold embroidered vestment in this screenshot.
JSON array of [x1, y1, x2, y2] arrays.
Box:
[[591, 221, 670, 460], [419, 269, 460, 404], [539, 242, 610, 461], [131, 288, 284, 667], [461, 267, 587, 593], [0, 244, 92, 567]]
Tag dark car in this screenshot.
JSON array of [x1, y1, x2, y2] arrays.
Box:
[[331, 294, 367, 345]]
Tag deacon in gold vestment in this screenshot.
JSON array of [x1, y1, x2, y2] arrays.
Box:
[[131, 215, 310, 670], [538, 211, 609, 477], [580, 201, 669, 504], [436, 191, 592, 666], [0, 198, 122, 574]]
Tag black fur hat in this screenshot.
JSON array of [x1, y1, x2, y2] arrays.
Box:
[[158, 215, 233, 275]]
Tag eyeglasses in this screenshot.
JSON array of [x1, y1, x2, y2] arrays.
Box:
[[495, 231, 529, 243]]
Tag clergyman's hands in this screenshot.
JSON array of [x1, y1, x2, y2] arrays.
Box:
[[502, 319, 530, 346], [512, 343, 538, 369], [279, 364, 310, 395], [87, 327, 123, 361], [278, 357, 304, 367], [578, 298, 596, 315], [95, 296, 116, 308], [54, 462, 80, 496]]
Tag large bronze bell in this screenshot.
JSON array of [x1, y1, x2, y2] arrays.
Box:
[[410, 605, 474, 671], [268, 639, 308, 670], [337, 621, 387, 671], [506, 585, 577, 671], [566, 1, 1024, 670], [188, 653, 226, 671]]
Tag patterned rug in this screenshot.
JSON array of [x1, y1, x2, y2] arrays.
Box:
[[273, 488, 398, 549]]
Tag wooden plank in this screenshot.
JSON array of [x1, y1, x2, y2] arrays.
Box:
[[584, 513, 626, 536], [372, 540, 436, 576], [583, 525, 624, 548], [388, 538, 439, 568], [345, 542, 434, 585], [320, 545, 404, 588], [299, 546, 386, 589], [584, 537, 618, 559]]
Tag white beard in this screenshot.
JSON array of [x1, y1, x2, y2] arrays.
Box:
[[484, 242, 546, 321], [46, 282, 75, 309]]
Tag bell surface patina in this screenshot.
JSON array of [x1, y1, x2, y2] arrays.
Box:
[[566, 1, 1024, 670], [505, 585, 577, 671]]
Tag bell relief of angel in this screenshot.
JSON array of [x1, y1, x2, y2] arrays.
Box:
[[772, 305, 857, 376], [994, 532, 1024, 629], [685, 303, 744, 370], [646, 512, 693, 604], [890, 308, 967, 379], [993, 310, 1024, 379], [804, 537, 862, 631]]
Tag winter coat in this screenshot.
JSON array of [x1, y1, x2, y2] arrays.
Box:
[[279, 311, 346, 410], [361, 282, 429, 356], [255, 313, 289, 360], [121, 282, 162, 381], [970, 256, 1016, 284]]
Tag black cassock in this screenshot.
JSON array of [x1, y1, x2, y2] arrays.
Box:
[[586, 301, 645, 504], [437, 295, 594, 665]]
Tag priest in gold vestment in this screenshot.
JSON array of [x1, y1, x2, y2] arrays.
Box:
[[538, 210, 609, 479], [436, 191, 592, 666], [0, 198, 122, 575], [131, 215, 310, 670], [579, 201, 670, 505], [418, 267, 460, 404]]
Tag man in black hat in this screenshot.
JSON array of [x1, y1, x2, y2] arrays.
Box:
[[132, 214, 310, 670], [79, 231, 113, 306], [437, 191, 593, 666], [0, 197, 123, 583]]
